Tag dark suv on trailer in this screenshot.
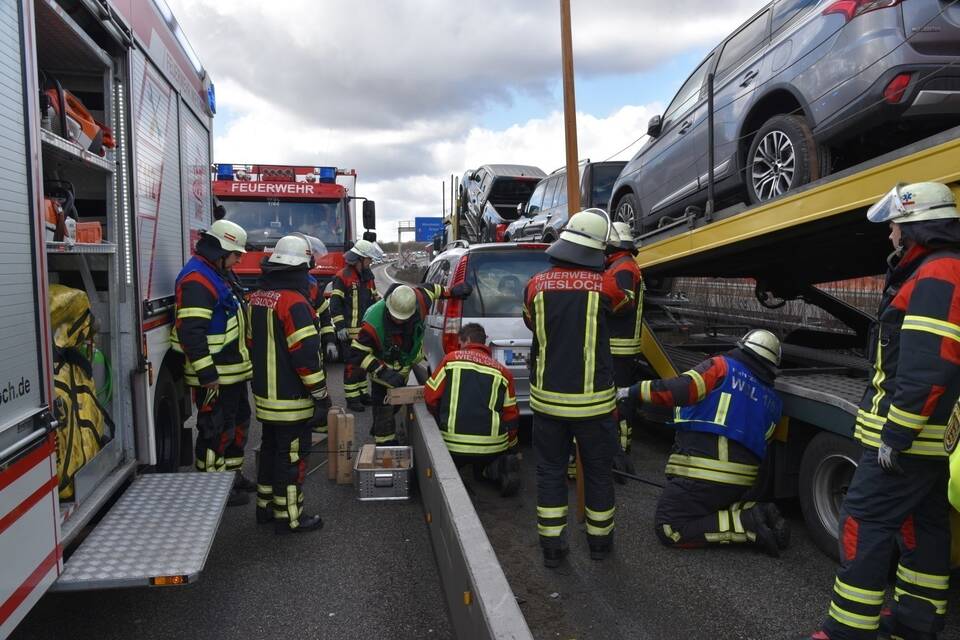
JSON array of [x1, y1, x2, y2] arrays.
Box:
[[609, 0, 960, 234], [457, 164, 546, 243], [505, 160, 627, 243]]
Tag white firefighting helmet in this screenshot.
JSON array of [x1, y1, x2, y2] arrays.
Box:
[[611, 221, 636, 251], [867, 181, 959, 224], [293, 233, 328, 264], [268, 234, 312, 267], [546, 208, 611, 269], [738, 329, 781, 367], [351, 239, 384, 260], [386, 285, 417, 321], [204, 219, 247, 253]]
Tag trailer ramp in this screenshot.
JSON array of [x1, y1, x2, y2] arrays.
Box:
[[52, 473, 233, 591]]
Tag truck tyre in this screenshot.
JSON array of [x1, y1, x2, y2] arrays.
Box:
[[746, 114, 820, 205], [798, 431, 861, 561], [614, 192, 641, 234], [152, 367, 185, 472]]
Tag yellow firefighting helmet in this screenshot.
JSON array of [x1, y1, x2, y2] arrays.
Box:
[[386, 285, 417, 321], [546, 208, 611, 269]]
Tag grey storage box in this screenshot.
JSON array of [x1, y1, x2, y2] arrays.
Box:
[[353, 445, 414, 501]]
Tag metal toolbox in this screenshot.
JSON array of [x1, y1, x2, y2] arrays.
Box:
[[353, 445, 414, 501]]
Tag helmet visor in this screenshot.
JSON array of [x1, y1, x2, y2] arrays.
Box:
[[303, 235, 328, 261], [866, 184, 907, 223]]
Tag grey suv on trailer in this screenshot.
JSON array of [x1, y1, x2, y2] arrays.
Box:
[[610, 0, 960, 234]]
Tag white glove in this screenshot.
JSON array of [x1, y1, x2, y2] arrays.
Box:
[[337, 328, 350, 342], [616, 387, 631, 402], [325, 342, 339, 361]]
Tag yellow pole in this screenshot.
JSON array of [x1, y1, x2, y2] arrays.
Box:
[[560, 0, 581, 213]]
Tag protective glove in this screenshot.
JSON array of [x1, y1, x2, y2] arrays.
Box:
[[336, 328, 350, 342], [325, 342, 339, 362], [611, 449, 636, 485], [379, 368, 406, 388], [449, 282, 473, 299], [616, 387, 632, 402], [877, 443, 904, 475], [308, 394, 331, 428]]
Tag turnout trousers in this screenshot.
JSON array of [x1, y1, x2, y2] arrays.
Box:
[[823, 450, 950, 640], [342, 338, 369, 402], [653, 476, 763, 547], [370, 379, 401, 444], [256, 420, 313, 530], [613, 355, 638, 452], [535, 413, 618, 549], [193, 382, 251, 473]]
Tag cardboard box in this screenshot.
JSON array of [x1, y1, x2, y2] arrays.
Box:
[[327, 407, 344, 480], [336, 413, 355, 485], [385, 385, 424, 406]]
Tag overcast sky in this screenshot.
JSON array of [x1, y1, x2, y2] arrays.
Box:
[[167, 0, 765, 240]]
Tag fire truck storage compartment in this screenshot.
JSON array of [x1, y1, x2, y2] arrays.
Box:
[[34, 0, 131, 541]]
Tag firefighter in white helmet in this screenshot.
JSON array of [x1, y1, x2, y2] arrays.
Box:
[[351, 280, 472, 445], [618, 329, 788, 556], [523, 208, 629, 568], [331, 238, 384, 411], [248, 234, 329, 534], [811, 182, 960, 640], [171, 219, 253, 506]]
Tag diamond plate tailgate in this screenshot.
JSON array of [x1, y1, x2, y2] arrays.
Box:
[[53, 473, 233, 591]]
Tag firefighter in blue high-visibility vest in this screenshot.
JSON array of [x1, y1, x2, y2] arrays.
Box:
[[619, 329, 789, 557]]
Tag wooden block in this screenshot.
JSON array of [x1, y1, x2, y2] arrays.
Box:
[[327, 407, 343, 481], [385, 385, 424, 405], [336, 413, 355, 485], [357, 444, 376, 469]]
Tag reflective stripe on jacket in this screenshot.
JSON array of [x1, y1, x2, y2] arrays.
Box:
[[330, 264, 380, 336], [171, 256, 251, 386], [855, 245, 960, 457], [424, 343, 519, 456]]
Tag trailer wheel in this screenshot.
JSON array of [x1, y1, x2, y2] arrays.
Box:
[[153, 368, 184, 472], [746, 114, 819, 204], [798, 432, 861, 561]]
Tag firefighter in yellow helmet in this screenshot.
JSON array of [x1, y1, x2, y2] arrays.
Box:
[[810, 182, 960, 640], [171, 219, 253, 507]]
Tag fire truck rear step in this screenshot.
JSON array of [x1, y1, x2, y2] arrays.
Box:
[[52, 473, 233, 591]]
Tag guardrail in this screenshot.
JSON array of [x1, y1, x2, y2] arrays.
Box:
[[400, 370, 533, 640]]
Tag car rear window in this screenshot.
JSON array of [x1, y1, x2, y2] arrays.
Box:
[[589, 163, 626, 209], [488, 178, 540, 204], [462, 249, 552, 318]]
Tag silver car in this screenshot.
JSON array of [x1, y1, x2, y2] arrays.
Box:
[[422, 242, 552, 415], [610, 0, 960, 234]]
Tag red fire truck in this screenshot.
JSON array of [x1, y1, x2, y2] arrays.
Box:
[[212, 164, 377, 290]]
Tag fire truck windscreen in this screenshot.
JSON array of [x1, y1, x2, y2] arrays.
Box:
[[221, 200, 347, 248]]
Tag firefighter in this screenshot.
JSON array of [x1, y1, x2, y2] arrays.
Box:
[[300, 234, 338, 435], [523, 208, 627, 568], [424, 322, 521, 496], [606, 221, 644, 477], [351, 281, 472, 446], [810, 182, 960, 640], [248, 234, 330, 534], [331, 238, 384, 411], [618, 329, 789, 556], [950, 402, 960, 513], [171, 219, 253, 506]]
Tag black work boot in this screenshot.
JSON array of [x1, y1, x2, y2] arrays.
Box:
[[255, 507, 274, 524], [234, 472, 257, 493], [347, 398, 366, 412], [742, 507, 779, 557], [879, 609, 938, 640], [542, 544, 569, 569], [588, 534, 613, 561], [275, 514, 323, 535], [227, 488, 250, 507], [760, 502, 791, 550]]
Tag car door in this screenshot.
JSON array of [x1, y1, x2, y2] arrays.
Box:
[[514, 179, 548, 240], [423, 257, 453, 372], [709, 8, 772, 191], [639, 54, 715, 228], [527, 175, 561, 240], [540, 173, 568, 240]]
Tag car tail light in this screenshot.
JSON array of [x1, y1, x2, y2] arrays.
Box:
[[442, 255, 469, 353], [495, 223, 508, 242], [822, 0, 900, 22], [883, 72, 912, 104]]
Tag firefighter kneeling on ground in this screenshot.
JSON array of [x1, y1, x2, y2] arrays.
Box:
[[618, 329, 790, 556], [248, 234, 330, 534], [171, 219, 254, 507], [425, 322, 521, 496], [351, 281, 472, 446], [331, 239, 384, 412], [524, 208, 628, 568], [810, 182, 960, 640]]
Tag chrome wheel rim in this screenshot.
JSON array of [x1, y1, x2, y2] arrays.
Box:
[[616, 200, 636, 228], [751, 130, 796, 201]]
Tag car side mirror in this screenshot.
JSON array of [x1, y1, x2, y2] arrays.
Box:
[[647, 115, 663, 138], [469, 170, 479, 181], [362, 200, 376, 230], [517, 203, 526, 216]]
